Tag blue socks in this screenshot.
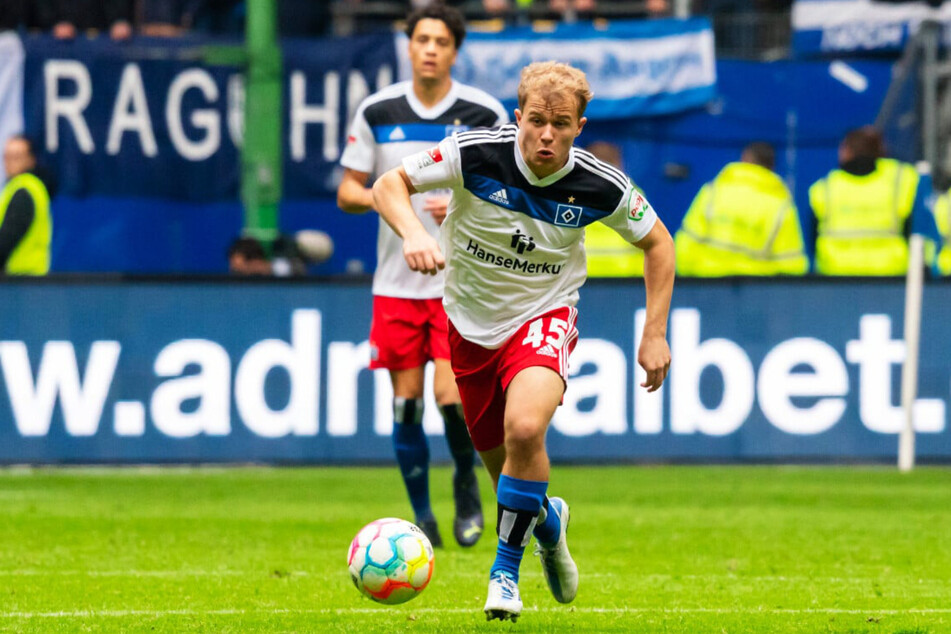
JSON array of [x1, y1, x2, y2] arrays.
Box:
[[491, 475, 548, 582], [533, 496, 562, 547], [392, 398, 432, 521]]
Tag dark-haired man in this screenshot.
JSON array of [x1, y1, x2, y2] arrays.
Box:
[[809, 126, 919, 275], [227, 237, 272, 275], [337, 1, 507, 549]]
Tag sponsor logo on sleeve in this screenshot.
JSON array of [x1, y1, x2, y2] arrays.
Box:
[[628, 191, 648, 222], [415, 146, 442, 171]]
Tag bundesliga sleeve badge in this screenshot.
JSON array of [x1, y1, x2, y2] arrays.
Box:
[[414, 146, 443, 171], [628, 191, 648, 222]]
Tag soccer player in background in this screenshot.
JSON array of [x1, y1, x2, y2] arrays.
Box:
[[336, 0, 508, 548], [371, 61, 675, 621]]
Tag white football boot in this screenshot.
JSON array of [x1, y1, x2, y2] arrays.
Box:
[[534, 497, 579, 603], [483, 571, 522, 622]]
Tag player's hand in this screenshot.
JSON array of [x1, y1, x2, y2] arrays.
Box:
[[423, 194, 450, 226], [403, 230, 445, 275], [638, 334, 671, 392]]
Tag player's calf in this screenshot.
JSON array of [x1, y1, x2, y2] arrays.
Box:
[[441, 404, 484, 547]]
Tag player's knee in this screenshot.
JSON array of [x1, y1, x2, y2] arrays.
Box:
[[432, 385, 457, 406], [503, 413, 547, 451], [390, 367, 426, 399]]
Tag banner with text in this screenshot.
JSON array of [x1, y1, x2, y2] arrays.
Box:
[[20, 34, 398, 201], [15, 20, 714, 202], [0, 279, 948, 464], [398, 18, 716, 120], [793, 0, 951, 55]]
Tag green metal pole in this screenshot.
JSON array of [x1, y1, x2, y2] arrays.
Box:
[[242, 0, 283, 245]]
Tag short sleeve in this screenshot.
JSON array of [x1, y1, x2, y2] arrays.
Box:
[[599, 184, 658, 244], [402, 135, 462, 193], [339, 104, 376, 173]]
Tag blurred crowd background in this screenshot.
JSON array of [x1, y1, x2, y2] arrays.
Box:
[[0, 0, 792, 57]]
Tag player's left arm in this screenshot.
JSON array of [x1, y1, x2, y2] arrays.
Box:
[[634, 219, 675, 392], [373, 166, 445, 275]]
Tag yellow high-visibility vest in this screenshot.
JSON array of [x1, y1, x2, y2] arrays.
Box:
[[674, 162, 807, 277], [933, 188, 951, 276], [585, 221, 644, 277], [0, 173, 51, 275], [809, 158, 917, 276]]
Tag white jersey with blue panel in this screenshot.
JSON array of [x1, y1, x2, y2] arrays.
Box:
[[340, 81, 508, 299], [402, 123, 659, 348]]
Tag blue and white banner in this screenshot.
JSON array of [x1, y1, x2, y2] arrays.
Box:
[[793, 0, 951, 55], [10, 20, 715, 203], [0, 279, 949, 464], [397, 19, 717, 119], [19, 33, 398, 201]]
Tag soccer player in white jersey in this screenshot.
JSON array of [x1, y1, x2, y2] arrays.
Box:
[[337, 1, 508, 549], [372, 61, 675, 621]]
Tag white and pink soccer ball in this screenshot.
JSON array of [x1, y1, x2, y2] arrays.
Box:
[[347, 518, 435, 604]]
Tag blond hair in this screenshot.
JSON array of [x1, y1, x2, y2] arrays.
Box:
[[517, 61, 593, 119]]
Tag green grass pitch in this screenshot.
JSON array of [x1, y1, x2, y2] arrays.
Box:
[[1, 465, 950, 632]]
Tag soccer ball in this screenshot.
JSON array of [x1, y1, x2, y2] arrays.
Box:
[[347, 518, 435, 604]]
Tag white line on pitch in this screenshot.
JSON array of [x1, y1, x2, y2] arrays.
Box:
[[0, 570, 946, 585], [3, 607, 951, 619], [0, 570, 256, 577]]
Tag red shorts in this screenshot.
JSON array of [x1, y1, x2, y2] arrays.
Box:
[[369, 296, 450, 370], [448, 306, 579, 452]]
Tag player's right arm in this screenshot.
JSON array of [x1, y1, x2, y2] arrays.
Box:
[[375, 137, 462, 274], [338, 99, 377, 214], [336, 168, 375, 214], [373, 166, 445, 275]]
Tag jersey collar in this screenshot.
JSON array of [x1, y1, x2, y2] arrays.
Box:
[[513, 132, 576, 188], [406, 80, 459, 120]]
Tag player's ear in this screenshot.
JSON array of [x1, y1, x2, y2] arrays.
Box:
[[576, 116, 587, 137], [514, 109, 522, 125]]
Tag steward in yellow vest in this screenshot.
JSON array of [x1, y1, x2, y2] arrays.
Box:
[[0, 136, 52, 275], [583, 141, 646, 277], [586, 213, 645, 277], [932, 188, 951, 276], [808, 127, 917, 276], [675, 142, 808, 276]]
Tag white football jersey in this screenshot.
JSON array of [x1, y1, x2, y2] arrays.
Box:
[[402, 124, 659, 348], [340, 81, 507, 298]]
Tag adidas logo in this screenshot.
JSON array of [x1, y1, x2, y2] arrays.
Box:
[[536, 344, 558, 358], [388, 126, 406, 141], [489, 188, 510, 206]]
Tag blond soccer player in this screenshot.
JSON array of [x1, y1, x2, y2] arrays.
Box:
[[373, 61, 675, 621]]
